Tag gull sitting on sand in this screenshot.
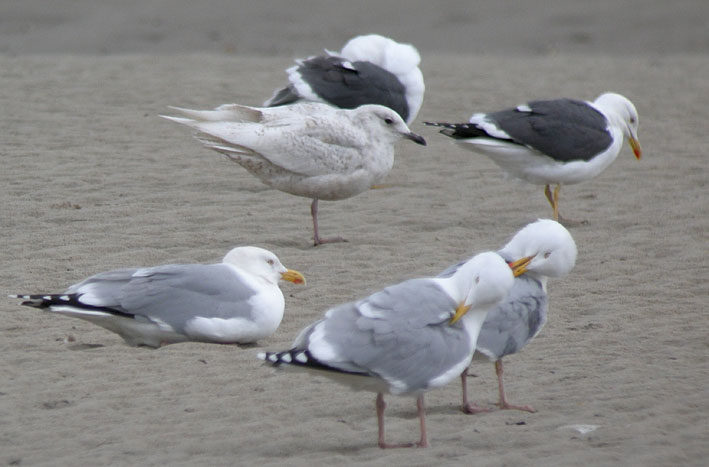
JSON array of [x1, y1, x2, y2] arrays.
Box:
[[259, 251, 524, 448], [264, 33, 425, 125], [440, 219, 577, 414], [425, 93, 642, 224], [10, 247, 305, 348], [162, 102, 426, 245]]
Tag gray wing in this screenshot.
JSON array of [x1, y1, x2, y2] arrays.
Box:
[[476, 275, 548, 360], [485, 98, 613, 162], [292, 56, 410, 123], [303, 278, 474, 392], [70, 264, 257, 331]]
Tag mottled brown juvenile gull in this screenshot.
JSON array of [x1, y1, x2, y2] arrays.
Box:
[[264, 34, 425, 125], [162, 102, 425, 245], [259, 251, 516, 448], [440, 219, 577, 413], [10, 247, 305, 348], [425, 92, 642, 223]]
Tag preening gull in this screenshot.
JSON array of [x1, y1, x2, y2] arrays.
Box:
[[162, 102, 426, 245], [258, 251, 518, 448], [425, 93, 642, 223], [264, 34, 425, 125], [10, 247, 305, 348], [440, 219, 577, 414]]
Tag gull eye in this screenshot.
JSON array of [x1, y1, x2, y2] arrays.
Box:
[[267, 259, 275, 266], [630, 117, 636, 124], [475, 276, 480, 284], [384, 118, 394, 125], [544, 252, 552, 259]]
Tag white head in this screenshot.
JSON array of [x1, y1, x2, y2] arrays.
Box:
[[353, 105, 426, 146], [499, 219, 577, 279], [222, 246, 305, 285], [339, 34, 425, 124], [455, 251, 515, 312], [593, 92, 642, 160]]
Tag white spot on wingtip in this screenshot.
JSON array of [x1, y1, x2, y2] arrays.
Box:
[[295, 352, 308, 363], [281, 353, 292, 363], [43, 296, 52, 301], [256, 352, 266, 360], [516, 104, 532, 112], [60, 295, 70, 301], [267, 354, 278, 363]]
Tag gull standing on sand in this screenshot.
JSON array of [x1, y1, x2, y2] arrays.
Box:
[[440, 219, 577, 414], [10, 247, 305, 348], [162, 102, 426, 245], [425, 93, 642, 223], [259, 251, 524, 448], [264, 34, 425, 125]]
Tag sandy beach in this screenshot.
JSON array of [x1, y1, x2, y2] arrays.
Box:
[[1, 2, 708, 466]]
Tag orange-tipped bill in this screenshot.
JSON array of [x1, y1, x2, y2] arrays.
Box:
[[630, 136, 642, 160], [281, 269, 306, 285], [508, 255, 536, 277]]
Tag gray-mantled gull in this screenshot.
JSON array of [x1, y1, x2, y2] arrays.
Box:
[[425, 93, 642, 223], [264, 34, 425, 125], [440, 219, 577, 414], [162, 102, 426, 245], [10, 246, 305, 348], [258, 251, 518, 448]]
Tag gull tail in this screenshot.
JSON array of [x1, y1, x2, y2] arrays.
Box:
[[423, 121, 487, 139], [9, 294, 67, 309]]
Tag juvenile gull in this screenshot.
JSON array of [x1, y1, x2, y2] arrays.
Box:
[[10, 247, 305, 348], [440, 219, 577, 414], [162, 102, 425, 245], [258, 251, 518, 448], [425, 93, 642, 223], [264, 34, 425, 125]]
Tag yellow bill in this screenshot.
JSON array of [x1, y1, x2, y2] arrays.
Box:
[[281, 269, 306, 285], [509, 254, 536, 277], [450, 302, 471, 325]]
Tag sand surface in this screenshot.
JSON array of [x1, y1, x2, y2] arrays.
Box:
[[1, 2, 708, 466]]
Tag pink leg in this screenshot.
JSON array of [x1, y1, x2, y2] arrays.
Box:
[[375, 393, 427, 449], [495, 360, 536, 413], [460, 368, 491, 414], [415, 394, 429, 448], [311, 199, 347, 246]]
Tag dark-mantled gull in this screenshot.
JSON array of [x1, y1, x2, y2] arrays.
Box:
[[162, 102, 426, 245], [10, 246, 305, 348], [264, 34, 425, 125], [425, 93, 642, 223], [258, 251, 518, 448], [440, 219, 577, 414]]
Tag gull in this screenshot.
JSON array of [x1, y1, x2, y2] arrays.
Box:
[[440, 219, 577, 414], [10, 246, 305, 347], [162, 102, 425, 245], [264, 34, 425, 124], [425, 93, 642, 223], [258, 251, 522, 448]]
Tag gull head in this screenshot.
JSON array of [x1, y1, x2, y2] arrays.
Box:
[[354, 105, 426, 146], [223, 246, 305, 286], [499, 219, 577, 279], [594, 92, 642, 160], [454, 251, 515, 317]]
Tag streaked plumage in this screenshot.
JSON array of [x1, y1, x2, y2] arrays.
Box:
[[162, 102, 425, 245], [10, 247, 305, 347]]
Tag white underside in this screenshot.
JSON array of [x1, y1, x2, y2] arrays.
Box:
[[456, 130, 624, 185]]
